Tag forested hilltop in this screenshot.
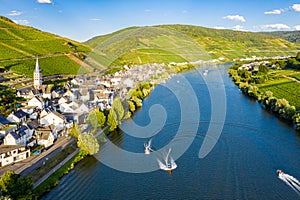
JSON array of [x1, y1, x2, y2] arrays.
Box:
[[260, 30, 300, 44], [85, 24, 300, 66]]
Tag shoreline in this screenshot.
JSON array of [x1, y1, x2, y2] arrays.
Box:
[[35, 62, 203, 198]]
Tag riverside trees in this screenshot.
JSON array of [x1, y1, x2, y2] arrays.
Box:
[[229, 54, 300, 130]]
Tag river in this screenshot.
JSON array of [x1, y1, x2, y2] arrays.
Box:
[[42, 64, 300, 199]]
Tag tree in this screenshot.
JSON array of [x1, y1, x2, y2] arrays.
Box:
[[127, 100, 136, 113], [86, 110, 106, 130], [293, 113, 300, 130], [131, 96, 142, 107], [69, 123, 81, 139], [77, 132, 99, 155], [279, 105, 296, 121], [296, 52, 300, 61], [274, 98, 289, 112], [0, 171, 33, 199], [258, 64, 269, 74], [107, 109, 118, 132], [111, 98, 125, 122]]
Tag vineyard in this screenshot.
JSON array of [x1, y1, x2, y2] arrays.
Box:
[[259, 79, 300, 109], [290, 73, 300, 81], [0, 16, 92, 77], [0, 55, 88, 77]]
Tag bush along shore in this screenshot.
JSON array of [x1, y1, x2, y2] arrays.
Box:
[[229, 53, 300, 130]]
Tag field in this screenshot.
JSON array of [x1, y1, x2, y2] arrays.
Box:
[[0, 55, 88, 77], [258, 78, 300, 109], [290, 73, 300, 81]]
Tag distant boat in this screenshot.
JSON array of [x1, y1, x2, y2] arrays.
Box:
[[144, 138, 152, 155], [203, 70, 208, 76]]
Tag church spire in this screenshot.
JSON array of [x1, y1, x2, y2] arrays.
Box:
[[35, 56, 40, 72], [33, 56, 42, 90]]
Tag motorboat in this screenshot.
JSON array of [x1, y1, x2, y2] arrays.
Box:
[[277, 169, 284, 175]]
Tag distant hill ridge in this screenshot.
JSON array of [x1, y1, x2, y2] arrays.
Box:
[[0, 15, 299, 77], [85, 24, 300, 65], [259, 30, 300, 44]]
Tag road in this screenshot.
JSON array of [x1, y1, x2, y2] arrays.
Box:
[[0, 136, 75, 177], [33, 148, 79, 188]]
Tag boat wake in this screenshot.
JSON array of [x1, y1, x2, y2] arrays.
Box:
[[156, 148, 177, 172], [278, 171, 300, 195], [144, 138, 153, 155]]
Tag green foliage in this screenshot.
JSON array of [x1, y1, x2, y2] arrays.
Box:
[[86, 24, 300, 65], [77, 132, 99, 155], [107, 109, 118, 132], [69, 123, 81, 139], [230, 56, 300, 130], [33, 151, 86, 198], [0, 85, 23, 116], [260, 31, 300, 43], [86, 109, 106, 130], [293, 113, 300, 130], [127, 100, 136, 112], [259, 64, 269, 74], [131, 96, 142, 108], [2, 55, 87, 78], [0, 16, 91, 77], [0, 171, 33, 199], [259, 80, 300, 110]]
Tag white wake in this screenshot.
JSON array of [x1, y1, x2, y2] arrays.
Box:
[[278, 173, 300, 195]]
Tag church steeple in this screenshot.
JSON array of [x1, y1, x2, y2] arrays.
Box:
[[35, 56, 40, 72], [33, 56, 42, 90]]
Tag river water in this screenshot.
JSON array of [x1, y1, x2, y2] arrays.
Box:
[[42, 64, 300, 199]]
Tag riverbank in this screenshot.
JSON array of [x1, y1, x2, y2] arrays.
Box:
[[41, 64, 300, 200], [34, 62, 199, 198], [229, 56, 300, 130]]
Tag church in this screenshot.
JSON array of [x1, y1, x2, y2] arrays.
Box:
[[33, 57, 42, 90]]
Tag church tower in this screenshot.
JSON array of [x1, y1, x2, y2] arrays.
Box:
[[33, 57, 42, 90]]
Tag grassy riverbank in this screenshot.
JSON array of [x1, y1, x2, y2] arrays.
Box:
[[229, 54, 300, 130]]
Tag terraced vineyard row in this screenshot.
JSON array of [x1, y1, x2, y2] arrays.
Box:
[[259, 80, 300, 109]]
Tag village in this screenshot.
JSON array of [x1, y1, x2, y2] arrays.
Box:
[[0, 58, 174, 169]]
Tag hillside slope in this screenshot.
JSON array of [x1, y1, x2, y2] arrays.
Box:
[[259, 30, 300, 44], [85, 24, 300, 65], [0, 16, 93, 77]]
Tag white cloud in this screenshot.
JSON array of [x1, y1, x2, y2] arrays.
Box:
[[254, 24, 290, 30], [223, 15, 246, 22], [294, 25, 300, 30], [292, 4, 300, 12], [13, 19, 29, 25], [264, 9, 281, 15], [89, 18, 101, 21], [8, 10, 22, 16], [37, 0, 52, 4], [233, 25, 244, 31]]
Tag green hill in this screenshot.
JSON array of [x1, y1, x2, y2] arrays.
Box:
[[0, 16, 92, 77], [85, 24, 300, 65], [259, 30, 300, 44]]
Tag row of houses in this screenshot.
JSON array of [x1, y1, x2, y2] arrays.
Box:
[[0, 61, 170, 167]]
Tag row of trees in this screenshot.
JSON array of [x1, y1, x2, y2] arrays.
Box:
[[229, 61, 300, 130]]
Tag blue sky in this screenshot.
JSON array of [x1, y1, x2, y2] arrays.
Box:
[[1, 0, 300, 42]]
